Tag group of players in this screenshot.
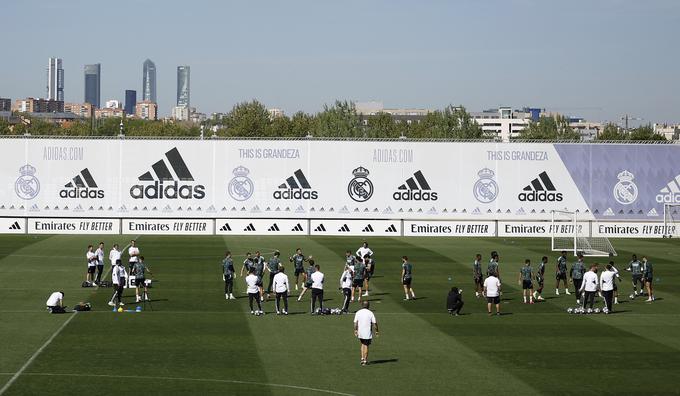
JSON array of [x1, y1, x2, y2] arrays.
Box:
[[472, 250, 656, 314]]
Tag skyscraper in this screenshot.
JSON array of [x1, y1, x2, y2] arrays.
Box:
[[84, 63, 101, 108], [176, 66, 190, 108], [124, 90, 137, 115], [142, 59, 157, 103], [47, 57, 64, 101]]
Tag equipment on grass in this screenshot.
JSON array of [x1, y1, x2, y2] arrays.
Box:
[[551, 210, 616, 257], [629, 293, 635, 300], [117, 307, 123, 312], [594, 307, 601, 314], [663, 204, 680, 238], [567, 307, 573, 314]]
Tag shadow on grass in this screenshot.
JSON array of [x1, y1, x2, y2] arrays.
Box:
[[370, 358, 399, 365]]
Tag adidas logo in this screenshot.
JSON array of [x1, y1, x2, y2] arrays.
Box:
[[243, 223, 256, 232], [655, 174, 680, 203], [314, 224, 326, 232], [219, 223, 232, 231], [291, 223, 304, 232], [9, 221, 21, 230], [273, 169, 318, 200], [393, 171, 438, 201], [130, 147, 205, 199], [362, 224, 374, 232], [338, 224, 350, 232], [518, 171, 563, 202], [60, 168, 104, 199], [268, 223, 280, 232], [385, 224, 397, 233]]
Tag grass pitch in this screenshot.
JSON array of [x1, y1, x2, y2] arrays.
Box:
[[0, 235, 679, 395]]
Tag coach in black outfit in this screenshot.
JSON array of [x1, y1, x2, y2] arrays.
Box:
[[447, 287, 464, 315]]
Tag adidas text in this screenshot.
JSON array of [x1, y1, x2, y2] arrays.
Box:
[[392, 190, 438, 201], [518, 191, 563, 202], [273, 189, 318, 200], [130, 181, 206, 199], [656, 192, 680, 203], [59, 188, 104, 199]]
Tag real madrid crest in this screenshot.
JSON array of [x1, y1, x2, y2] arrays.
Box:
[[473, 168, 498, 203], [348, 166, 374, 202], [15, 164, 40, 200], [228, 165, 254, 201], [613, 170, 638, 205]]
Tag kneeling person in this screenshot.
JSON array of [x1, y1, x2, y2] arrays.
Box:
[[46, 291, 65, 313]]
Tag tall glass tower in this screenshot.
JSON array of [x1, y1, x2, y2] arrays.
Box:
[[142, 59, 157, 103], [47, 57, 64, 101], [176, 66, 190, 108], [124, 90, 137, 115], [84, 63, 101, 108]]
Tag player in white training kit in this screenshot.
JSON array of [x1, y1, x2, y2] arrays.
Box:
[[127, 240, 140, 288]]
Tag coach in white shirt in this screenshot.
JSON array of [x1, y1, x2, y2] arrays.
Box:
[[273, 266, 290, 315], [600, 264, 616, 313], [353, 300, 379, 366], [356, 242, 373, 261], [246, 269, 263, 315], [86, 245, 97, 285], [46, 291, 65, 313], [109, 244, 121, 268], [483, 274, 501, 315], [310, 264, 324, 314], [579, 264, 599, 309]]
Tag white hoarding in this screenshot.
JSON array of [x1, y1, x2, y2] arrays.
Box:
[[309, 219, 401, 236], [0, 217, 25, 234], [28, 218, 120, 234], [592, 222, 674, 238], [215, 218, 307, 235], [122, 219, 213, 235], [497, 221, 588, 237], [403, 221, 496, 237]]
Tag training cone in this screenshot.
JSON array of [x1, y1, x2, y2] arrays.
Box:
[[136, 306, 142, 312], [117, 307, 123, 313]]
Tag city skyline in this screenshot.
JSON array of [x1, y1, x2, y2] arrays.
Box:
[[2, 1, 679, 124], [84, 63, 101, 108], [177, 65, 190, 108], [142, 59, 157, 103]]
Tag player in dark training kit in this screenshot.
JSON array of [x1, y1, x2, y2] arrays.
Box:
[[401, 256, 415, 301], [253, 251, 266, 302], [518, 259, 534, 304], [297, 259, 316, 301], [222, 251, 235, 300], [642, 256, 654, 301], [555, 251, 570, 295], [570, 253, 586, 304], [625, 254, 644, 298], [265, 251, 281, 300], [352, 259, 367, 302], [533, 256, 547, 301], [473, 254, 483, 298], [290, 248, 307, 292], [240, 252, 254, 278]]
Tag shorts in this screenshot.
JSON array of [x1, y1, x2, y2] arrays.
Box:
[[402, 277, 412, 286], [536, 276, 544, 286], [304, 281, 313, 288], [487, 296, 500, 304], [613, 281, 618, 291], [522, 280, 533, 290], [294, 268, 304, 276], [633, 275, 643, 283], [644, 277, 653, 285], [359, 338, 372, 346], [556, 272, 567, 280], [353, 279, 364, 288], [87, 266, 96, 274], [256, 277, 263, 287], [474, 276, 483, 286], [134, 278, 146, 287]]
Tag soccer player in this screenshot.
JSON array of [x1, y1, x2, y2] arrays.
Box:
[[289, 248, 306, 291], [353, 300, 378, 366], [356, 241, 373, 261], [625, 254, 644, 298], [46, 291, 65, 313], [222, 251, 235, 300], [310, 264, 324, 314], [352, 257, 366, 302], [128, 240, 140, 288], [600, 263, 616, 313], [488, 251, 500, 278], [340, 264, 353, 313], [362, 255, 374, 297], [132, 256, 152, 302], [642, 256, 654, 302], [570, 253, 586, 304], [555, 250, 570, 295], [533, 256, 547, 301], [473, 254, 483, 298], [345, 250, 357, 269], [579, 264, 599, 310], [483, 272, 501, 315], [518, 259, 534, 304], [240, 252, 254, 277], [265, 251, 281, 300], [401, 256, 415, 300], [447, 287, 464, 315], [253, 251, 266, 302], [109, 243, 121, 273], [94, 242, 105, 285], [246, 268, 263, 315], [273, 266, 290, 315], [85, 245, 97, 285], [108, 260, 127, 307], [297, 259, 316, 301]]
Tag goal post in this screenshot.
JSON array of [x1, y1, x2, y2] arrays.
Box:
[[551, 210, 616, 257], [663, 204, 680, 238]]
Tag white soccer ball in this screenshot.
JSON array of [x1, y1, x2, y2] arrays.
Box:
[[602, 306, 609, 314], [567, 307, 573, 314], [586, 308, 593, 314], [594, 308, 601, 314], [629, 294, 635, 300]]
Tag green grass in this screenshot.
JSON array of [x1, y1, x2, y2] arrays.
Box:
[[0, 235, 679, 395]]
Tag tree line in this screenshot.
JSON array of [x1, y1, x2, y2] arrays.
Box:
[[0, 100, 667, 141]]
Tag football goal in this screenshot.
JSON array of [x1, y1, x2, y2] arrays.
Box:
[[551, 210, 616, 257], [663, 203, 680, 238]]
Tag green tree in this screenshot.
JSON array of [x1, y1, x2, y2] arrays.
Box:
[[289, 111, 315, 137], [365, 112, 399, 138], [224, 100, 271, 137], [628, 124, 666, 141], [518, 114, 580, 140], [314, 100, 360, 137], [596, 123, 625, 140], [268, 115, 292, 137]]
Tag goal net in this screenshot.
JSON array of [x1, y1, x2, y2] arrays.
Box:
[[663, 204, 680, 238], [551, 210, 616, 257]]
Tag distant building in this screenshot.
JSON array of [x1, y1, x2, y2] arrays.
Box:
[[104, 99, 122, 109], [47, 57, 64, 101], [142, 59, 157, 103], [171, 105, 190, 121], [64, 102, 94, 118], [124, 90, 136, 115], [135, 101, 158, 120], [13, 98, 64, 113], [84, 64, 101, 108], [268, 108, 285, 119], [24, 112, 80, 125], [189, 110, 207, 123], [177, 66, 190, 107], [469, 108, 533, 141], [654, 123, 679, 140], [0, 98, 11, 112], [95, 107, 125, 118]]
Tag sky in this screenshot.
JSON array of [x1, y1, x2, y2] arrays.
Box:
[[1, 0, 679, 124]]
